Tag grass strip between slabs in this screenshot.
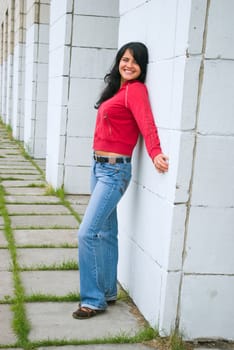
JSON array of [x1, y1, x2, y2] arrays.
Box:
[[0, 184, 30, 348], [0, 121, 189, 350]]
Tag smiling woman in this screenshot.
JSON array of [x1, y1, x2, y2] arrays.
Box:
[[119, 49, 142, 85], [72, 41, 169, 320]]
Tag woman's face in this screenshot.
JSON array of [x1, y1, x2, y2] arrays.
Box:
[[119, 49, 141, 85]]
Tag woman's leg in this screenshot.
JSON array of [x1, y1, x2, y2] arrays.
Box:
[[99, 208, 118, 302], [78, 161, 131, 310]]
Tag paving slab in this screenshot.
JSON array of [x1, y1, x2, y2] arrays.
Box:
[[2, 180, 45, 187], [27, 301, 144, 342], [38, 345, 152, 350], [0, 216, 4, 228], [0, 168, 40, 174], [35, 159, 46, 170], [0, 250, 12, 271], [21, 271, 79, 296], [0, 230, 8, 247], [7, 204, 70, 215], [0, 149, 19, 154], [65, 195, 90, 205], [0, 157, 29, 163], [10, 215, 78, 229], [5, 195, 60, 204], [0, 174, 43, 180], [5, 187, 46, 195], [0, 305, 17, 345], [0, 272, 14, 299], [17, 248, 78, 268], [0, 146, 16, 149], [14, 229, 78, 246]]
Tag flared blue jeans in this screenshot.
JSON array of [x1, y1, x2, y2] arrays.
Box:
[[78, 160, 132, 310]]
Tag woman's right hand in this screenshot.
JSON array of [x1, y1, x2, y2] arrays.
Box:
[[153, 153, 169, 173]]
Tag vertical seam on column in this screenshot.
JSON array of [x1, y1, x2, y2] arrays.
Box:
[[175, 0, 211, 331], [33, 2, 40, 155], [62, 0, 75, 185]]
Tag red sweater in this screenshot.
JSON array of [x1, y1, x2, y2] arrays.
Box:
[[93, 80, 162, 161]]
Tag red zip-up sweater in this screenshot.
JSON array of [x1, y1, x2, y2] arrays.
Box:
[[93, 80, 162, 161]]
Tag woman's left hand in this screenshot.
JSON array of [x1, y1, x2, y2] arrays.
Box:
[[153, 153, 169, 173]]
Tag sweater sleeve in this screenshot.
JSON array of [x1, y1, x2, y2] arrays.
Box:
[[126, 81, 162, 160]]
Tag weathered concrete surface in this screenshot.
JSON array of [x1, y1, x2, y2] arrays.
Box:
[[0, 305, 17, 345], [5, 187, 46, 195], [21, 271, 79, 296], [14, 229, 78, 246], [0, 250, 12, 271], [17, 248, 78, 268], [2, 180, 45, 187], [0, 230, 8, 247], [0, 272, 14, 299], [10, 215, 78, 229], [38, 345, 152, 350], [4, 195, 60, 204], [7, 204, 70, 215], [27, 301, 145, 342]]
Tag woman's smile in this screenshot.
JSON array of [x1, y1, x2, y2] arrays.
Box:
[[119, 49, 141, 84]]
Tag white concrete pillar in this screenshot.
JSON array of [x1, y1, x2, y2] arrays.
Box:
[[118, 0, 234, 341], [1, 13, 8, 122], [46, 0, 119, 193], [12, 0, 26, 140], [5, 0, 14, 126], [178, 0, 234, 340], [24, 0, 50, 158], [0, 24, 3, 112]]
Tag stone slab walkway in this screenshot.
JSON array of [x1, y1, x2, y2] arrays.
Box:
[[0, 125, 153, 349]]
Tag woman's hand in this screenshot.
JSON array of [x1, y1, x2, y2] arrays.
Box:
[[153, 153, 169, 173]]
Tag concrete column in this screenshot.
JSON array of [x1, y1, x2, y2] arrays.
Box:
[[24, 0, 50, 158], [5, 0, 14, 125], [46, 0, 119, 193], [118, 0, 234, 341], [178, 0, 234, 340], [1, 13, 8, 122], [0, 24, 3, 112], [12, 0, 26, 140]]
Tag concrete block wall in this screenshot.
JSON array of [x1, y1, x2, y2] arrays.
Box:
[[12, 0, 26, 140], [46, 0, 119, 193], [117, 0, 194, 334], [0, 25, 3, 112], [24, 0, 50, 157], [117, 0, 234, 341], [5, 0, 14, 126], [179, 0, 234, 340], [1, 13, 8, 121]]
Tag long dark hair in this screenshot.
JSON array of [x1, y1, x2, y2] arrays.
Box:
[[95, 42, 149, 108]]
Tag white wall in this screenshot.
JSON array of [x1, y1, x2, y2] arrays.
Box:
[[179, 0, 234, 340], [46, 0, 119, 193], [24, 0, 50, 157], [118, 0, 234, 341], [12, 0, 26, 140]]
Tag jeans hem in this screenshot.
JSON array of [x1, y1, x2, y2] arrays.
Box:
[[81, 303, 106, 311]]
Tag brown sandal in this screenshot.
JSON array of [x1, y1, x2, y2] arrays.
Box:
[[72, 306, 105, 319]]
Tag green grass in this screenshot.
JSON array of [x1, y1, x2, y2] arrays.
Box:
[[16, 243, 78, 249], [0, 121, 190, 350], [24, 292, 80, 302], [25, 327, 159, 349], [25, 183, 46, 188], [45, 184, 82, 224], [19, 260, 78, 271], [0, 184, 31, 346]]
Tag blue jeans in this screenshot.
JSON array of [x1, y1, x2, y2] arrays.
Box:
[[78, 160, 132, 310]]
